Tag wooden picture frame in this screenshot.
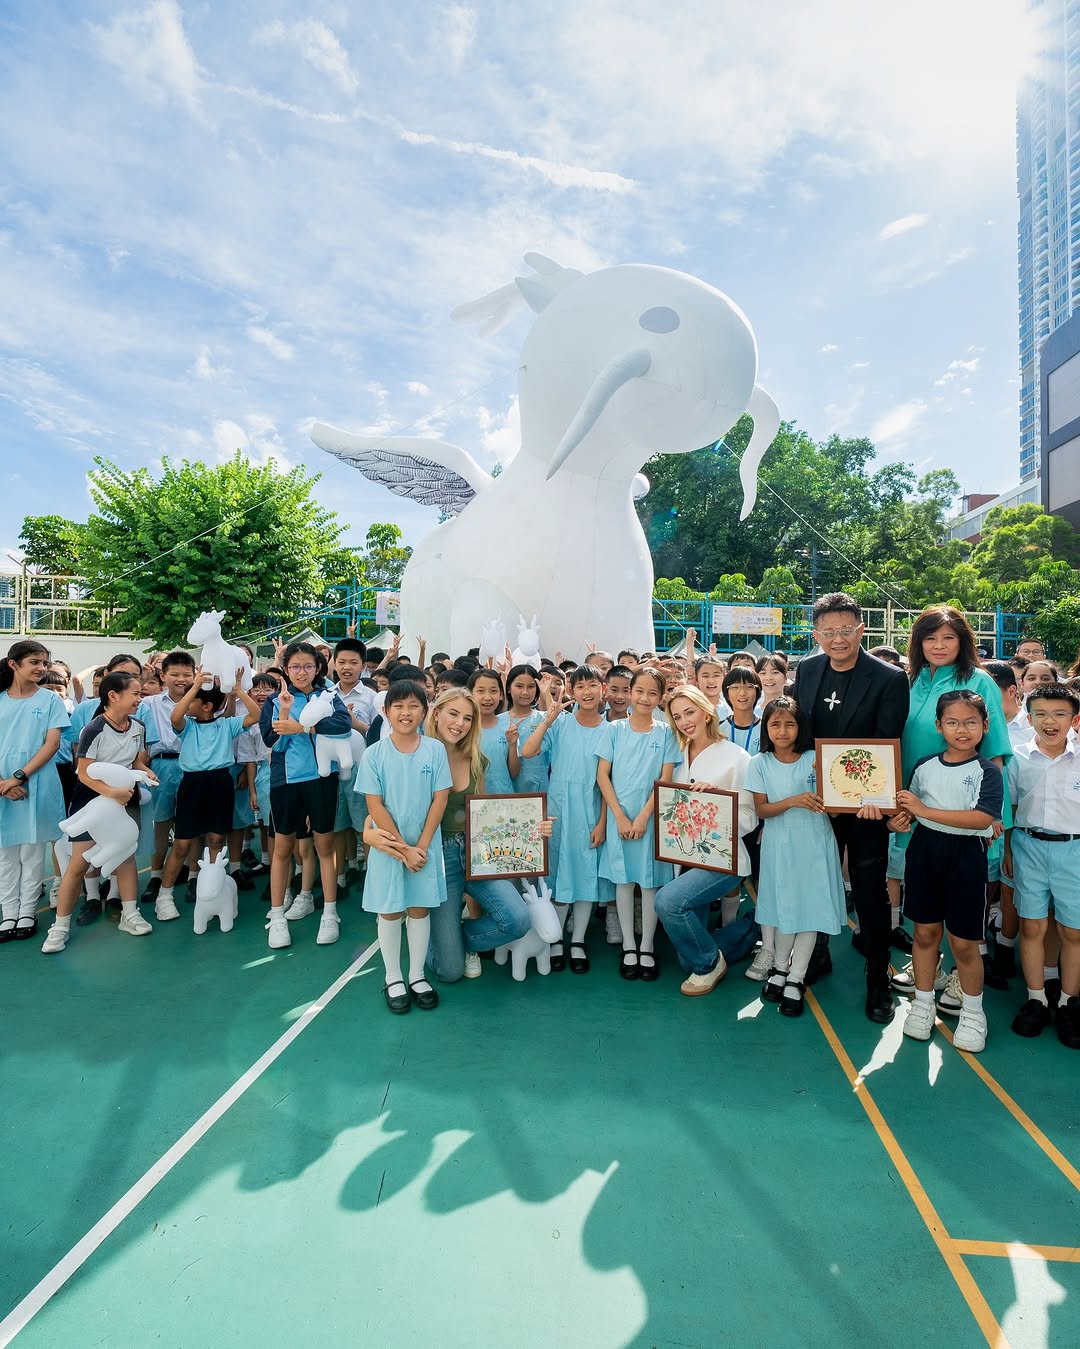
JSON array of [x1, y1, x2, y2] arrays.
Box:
[[464, 792, 548, 881], [653, 781, 739, 875], [814, 738, 902, 814]]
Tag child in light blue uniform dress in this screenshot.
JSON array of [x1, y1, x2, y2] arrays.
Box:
[[595, 667, 679, 980], [504, 665, 549, 796], [357, 680, 452, 1014], [0, 641, 68, 939], [468, 668, 514, 794], [746, 696, 846, 1017]]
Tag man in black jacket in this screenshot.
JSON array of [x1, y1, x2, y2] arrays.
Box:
[[793, 593, 910, 1024]]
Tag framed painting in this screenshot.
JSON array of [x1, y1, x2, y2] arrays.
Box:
[[653, 782, 739, 875], [814, 739, 902, 814], [464, 792, 548, 881]]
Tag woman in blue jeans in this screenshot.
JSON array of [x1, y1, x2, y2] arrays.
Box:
[[655, 687, 759, 996], [423, 688, 533, 981]]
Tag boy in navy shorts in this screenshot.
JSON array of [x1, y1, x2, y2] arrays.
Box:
[[892, 690, 1004, 1053], [1005, 683, 1080, 1048]]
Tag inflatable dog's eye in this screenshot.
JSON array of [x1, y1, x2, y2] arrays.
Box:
[[639, 306, 680, 334]]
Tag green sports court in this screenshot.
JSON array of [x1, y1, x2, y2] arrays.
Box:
[[2, 841, 1079, 1349]]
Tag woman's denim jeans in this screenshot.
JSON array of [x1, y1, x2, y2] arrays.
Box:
[[428, 833, 532, 982], [654, 866, 744, 975]]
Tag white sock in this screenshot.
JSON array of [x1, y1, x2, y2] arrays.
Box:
[[261, 851, 270, 865], [914, 988, 935, 1004], [337, 874, 346, 888], [85, 875, 101, 901], [150, 869, 162, 879], [121, 901, 137, 918], [1060, 989, 1071, 1008], [323, 899, 337, 916], [998, 933, 1016, 948], [961, 991, 984, 1013], [787, 931, 817, 984], [1044, 966, 1058, 983], [978, 942, 988, 956], [773, 931, 796, 974], [720, 890, 741, 926], [298, 889, 313, 903], [615, 884, 637, 953], [890, 904, 901, 929], [639, 887, 658, 954], [550, 901, 567, 951], [53, 913, 71, 932], [571, 900, 593, 946], [158, 886, 174, 901], [230, 863, 241, 874], [378, 916, 404, 986], [1027, 986, 1048, 1005], [406, 914, 432, 990], [758, 924, 777, 961]]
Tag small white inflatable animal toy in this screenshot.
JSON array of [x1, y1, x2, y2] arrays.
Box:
[[187, 610, 253, 693], [298, 690, 353, 778], [59, 763, 154, 875], [193, 847, 239, 934], [493, 878, 560, 980], [510, 615, 542, 670], [312, 253, 780, 655], [478, 617, 506, 664]]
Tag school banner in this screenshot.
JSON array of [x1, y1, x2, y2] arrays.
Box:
[[711, 604, 783, 636], [375, 591, 401, 626]]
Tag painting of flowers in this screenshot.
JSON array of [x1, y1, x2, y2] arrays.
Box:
[[815, 739, 901, 813], [653, 783, 738, 874]]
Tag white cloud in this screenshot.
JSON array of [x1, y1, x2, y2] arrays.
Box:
[[476, 396, 521, 464], [255, 18, 359, 96], [819, 343, 838, 354], [407, 381, 431, 397], [871, 399, 928, 445], [211, 414, 291, 468], [934, 357, 980, 386], [878, 213, 930, 241], [441, 5, 478, 67], [91, 0, 202, 112], [247, 326, 294, 360], [851, 360, 870, 369], [193, 345, 230, 380]]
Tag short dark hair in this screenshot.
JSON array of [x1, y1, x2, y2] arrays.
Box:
[[161, 650, 196, 672], [982, 659, 1018, 692], [617, 649, 639, 664], [1027, 682, 1080, 716], [384, 679, 428, 713], [812, 592, 861, 626], [453, 656, 480, 674], [107, 652, 143, 671], [365, 647, 385, 665], [431, 651, 450, 663], [389, 663, 425, 685], [759, 695, 813, 754], [334, 637, 366, 659], [558, 659, 578, 673], [934, 689, 987, 722], [722, 665, 761, 696], [192, 686, 226, 712], [605, 664, 633, 683], [251, 673, 279, 691], [568, 664, 604, 689], [435, 667, 469, 689], [869, 645, 902, 667]]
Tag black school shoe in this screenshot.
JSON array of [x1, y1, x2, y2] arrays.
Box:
[[384, 982, 411, 1015], [865, 973, 896, 1025], [410, 980, 439, 1011], [890, 924, 914, 955], [1011, 998, 1052, 1038], [569, 944, 590, 973], [779, 980, 806, 1017], [75, 898, 102, 926], [803, 935, 832, 986], [141, 876, 161, 902], [1056, 996, 1080, 1049]]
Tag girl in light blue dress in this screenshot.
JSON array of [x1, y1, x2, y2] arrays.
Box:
[[504, 664, 549, 795], [358, 680, 452, 1014], [596, 667, 679, 980], [745, 696, 845, 1018], [0, 641, 69, 941], [468, 668, 515, 794]]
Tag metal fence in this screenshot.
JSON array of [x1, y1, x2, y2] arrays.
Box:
[[0, 573, 128, 637]]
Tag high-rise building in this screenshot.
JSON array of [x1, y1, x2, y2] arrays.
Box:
[[1016, 0, 1080, 482]]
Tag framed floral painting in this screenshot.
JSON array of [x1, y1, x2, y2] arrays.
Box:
[[814, 739, 902, 814], [653, 782, 738, 875], [464, 793, 548, 881]]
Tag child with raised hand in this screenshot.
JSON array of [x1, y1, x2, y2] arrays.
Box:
[[595, 667, 679, 979], [602, 665, 632, 722], [358, 680, 452, 1013], [153, 666, 262, 921], [0, 641, 68, 942], [503, 663, 549, 795], [467, 667, 515, 794], [693, 653, 730, 720], [140, 650, 196, 905], [43, 671, 159, 953], [721, 665, 762, 756], [745, 696, 846, 1016], [893, 690, 1003, 1052], [522, 664, 609, 972]]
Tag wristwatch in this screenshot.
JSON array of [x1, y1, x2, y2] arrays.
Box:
[[13, 769, 28, 783]]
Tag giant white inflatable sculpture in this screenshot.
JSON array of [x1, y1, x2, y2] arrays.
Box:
[[312, 255, 779, 655]]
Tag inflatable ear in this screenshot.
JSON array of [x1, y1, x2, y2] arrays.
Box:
[[219, 846, 229, 866], [202, 846, 211, 864]]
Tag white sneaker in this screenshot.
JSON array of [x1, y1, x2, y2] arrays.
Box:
[[117, 909, 153, 936], [745, 946, 774, 982], [953, 1006, 988, 1052], [316, 910, 340, 945], [903, 998, 936, 1040], [464, 952, 482, 978], [155, 896, 180, 922], [680, 953, 727, 996], [267, 915, 291, 949], [936, 968, 963, 1016], [605, 906, 622, 945], [42, 924, 69, 953], [285, 890, 315, 921]]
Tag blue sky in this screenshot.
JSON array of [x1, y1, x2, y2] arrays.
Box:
[[0, 0, 1041, 567]]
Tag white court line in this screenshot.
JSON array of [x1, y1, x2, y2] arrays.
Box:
[[0, 939, 380, 1347]]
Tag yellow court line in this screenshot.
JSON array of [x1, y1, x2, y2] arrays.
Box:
[[806, 990, 1008, 1349], [935, 1020, 1080, 1194], [950, 1239, 1080, 1263]]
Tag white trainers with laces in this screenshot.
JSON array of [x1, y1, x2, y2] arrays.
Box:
[[267, 914, 291, 949], [155, 895, 180, 922], [605, 906, 622, 945], [744, 947, 774, 982], [953, 1006, 988, 1052], [117, 909, 153, 936], [285, 890, 315, 921], [903, 998, 936, 1040], [464, 952, 482, 978], [936, 968, 963, 1016], [316, 910, 340, 945], [42, 924, 69, 953], [680, 953, 728, 997]]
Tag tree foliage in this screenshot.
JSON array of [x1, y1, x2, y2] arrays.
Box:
[[18, 515, 87, 575]]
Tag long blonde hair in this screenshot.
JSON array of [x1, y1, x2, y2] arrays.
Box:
[[665, 685, 724, 750], [425, 688, 487, 788]]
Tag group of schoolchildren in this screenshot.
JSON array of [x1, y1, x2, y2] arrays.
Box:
[[1, 617, 1078, 1056]]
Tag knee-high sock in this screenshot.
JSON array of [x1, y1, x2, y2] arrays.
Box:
[[788, 931, 818, 984], [571, 899, 593, 945], [406, 914, 432, 987], [773, 930, 796, 973], [638, 887, 658, 953], [759, 923, 777, 959], [378, 916, 403, 986], [18, 844, 45, 917], [721, 890, 741, 926], [615, 884, 637, 952], [551, 901, 568, 949]]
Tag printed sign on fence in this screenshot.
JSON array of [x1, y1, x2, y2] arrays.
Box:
[[711, 604, 783, 636], [375, 591, 401, 626]]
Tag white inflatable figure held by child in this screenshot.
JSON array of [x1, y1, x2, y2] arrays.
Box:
[[59, 762, 154, 875], [298, 690, 354, 778], [312, 253, 780, 655], [193, 847, 239, 934], [511, 615, 542, 670], [187, 611, 253, 693], [494, 878, 560, 980], [478, 618, 506, 664]]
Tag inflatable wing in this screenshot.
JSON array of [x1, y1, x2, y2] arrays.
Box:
[[310, 427, 492, 516]]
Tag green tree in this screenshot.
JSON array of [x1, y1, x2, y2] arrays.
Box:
[[18, 515, 87, 575], [82, 453, 343, 645], [1024, 594, 1080, 667], [357, 522, 412, 593], [971, 503, 1080, 583], [707, 573, 756, 602], [755, 566, 803, 605]]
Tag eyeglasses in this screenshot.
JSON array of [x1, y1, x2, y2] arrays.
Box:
[[816, 626, 859, 640], [941, 718, 984, 731], [287, 664, 317, 674]]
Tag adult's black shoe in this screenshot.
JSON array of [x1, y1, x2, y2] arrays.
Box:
[[1012, 998, 1052, 1038], [141, 876, 161, 902], [982, 952, 1009, 991], [232, 870, 255, 891], [804, 935, 832, 986], [1056, 996, 1080, 1049], [850, 930, 869, 958], [865, 980, 896, 1025], [75, 898, 102, 926], [890, 925, 913, 956]]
